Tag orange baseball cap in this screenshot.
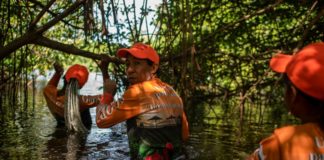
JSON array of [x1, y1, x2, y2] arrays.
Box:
[[117, 42, 159, 64], [270, 42, 324, 100], [65, 64, 89, 88]]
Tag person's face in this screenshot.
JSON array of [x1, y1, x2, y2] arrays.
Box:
[[284, 85, 296, 111], [125, 55, 158, 85], [284, 84, 319, 122]]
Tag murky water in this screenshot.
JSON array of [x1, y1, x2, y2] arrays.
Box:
[[0, 73, 298, 160]]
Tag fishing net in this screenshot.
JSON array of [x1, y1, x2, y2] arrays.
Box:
[[64, 78, 88, 133]]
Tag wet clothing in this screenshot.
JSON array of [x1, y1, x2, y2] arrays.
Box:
[[43, 71, 102, 129], [96, 78, 189, 160], [249, 123, 324, 160]]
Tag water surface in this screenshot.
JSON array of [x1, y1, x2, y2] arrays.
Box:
[[0, 74, 297, 159]]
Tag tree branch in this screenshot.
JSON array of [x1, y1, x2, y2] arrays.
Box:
[[36, 0, 86, 34], [29, 0, 83, 30], [29, 0, 56, 30], [34, 36, 123, 64], [0, 32, 39, 60], [296, 2, 324, 50], [0, 0, 85, 60]]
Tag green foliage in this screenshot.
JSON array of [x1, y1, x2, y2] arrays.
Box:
[[153, 0, 323, 122]]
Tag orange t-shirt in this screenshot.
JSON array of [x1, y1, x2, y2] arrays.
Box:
[[249, 123, 324, 160]]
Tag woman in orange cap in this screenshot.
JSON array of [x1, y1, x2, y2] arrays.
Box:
[[43, 60, 110, 131], [96, 42, 189, 160], [248, 42, 324, 160]]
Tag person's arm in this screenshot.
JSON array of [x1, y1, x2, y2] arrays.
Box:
[[79, 95, 102, 111], [96, 86, 147, 128], [98, 57, 116, 104], [47, 62, 64, 87], [79, 58, 116, 111], [96, 98, 145, 128], [43, 62, 65, 118]]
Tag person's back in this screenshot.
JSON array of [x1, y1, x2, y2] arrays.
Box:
[[253, 123, 324, 159]]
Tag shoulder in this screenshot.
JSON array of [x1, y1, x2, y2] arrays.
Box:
[[259, 125, 299, 146], [267, 123, 318, 145], [123, 78, 169, 99], [256, 123, 320, 160], [274, 123, 316, 136], [123, 83, 145, 100]]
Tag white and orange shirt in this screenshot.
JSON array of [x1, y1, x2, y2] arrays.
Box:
[[249, 123, 324, 160], [96, 78, 189, 159]]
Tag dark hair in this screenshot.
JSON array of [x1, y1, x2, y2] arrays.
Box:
[[284, 74, 324, 107]]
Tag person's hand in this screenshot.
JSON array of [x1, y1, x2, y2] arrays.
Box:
[[98, 56, 110, 72], [103, 78, 117, 96], [96, 55, 111, 80], [53, 62, 64, 75]]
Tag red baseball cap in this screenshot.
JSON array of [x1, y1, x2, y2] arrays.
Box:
[[117, 43, 159, 64], [270, 42, 324, 100], [65, 64, 89, 88]]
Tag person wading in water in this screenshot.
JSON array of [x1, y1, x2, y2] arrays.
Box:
[[96, 42, 189, 160], [248, 42, 324, 160], [43, 60, 110, 132]]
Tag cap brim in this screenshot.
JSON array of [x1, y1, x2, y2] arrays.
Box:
[[117, 49, 129, 58], [270, 53, 293, 73], [117, 48, 149, 59]]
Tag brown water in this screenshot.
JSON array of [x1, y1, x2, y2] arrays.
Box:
[[0, 89, 130, 160], [0, 75, 297, 160], [0, 99, 294, 159]]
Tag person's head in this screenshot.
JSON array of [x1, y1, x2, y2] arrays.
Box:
[[270, 42, 324, 122], [117, 42, 159, 85], [64, 64, 89, 89]]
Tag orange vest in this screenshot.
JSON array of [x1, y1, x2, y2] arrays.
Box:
[[249, 123, 324, 160]]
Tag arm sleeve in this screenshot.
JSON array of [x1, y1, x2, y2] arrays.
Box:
[[79, 94, 103, 111], [96, 97, 147, 128], [79, 84, 115, 111]]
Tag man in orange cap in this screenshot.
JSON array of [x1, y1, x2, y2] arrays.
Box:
[[96, 42, 189, 160], [248, 42, 324, 160], [43, 61, 110, 130]]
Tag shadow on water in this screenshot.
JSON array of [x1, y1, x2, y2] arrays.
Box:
[[0, 75, 298, 160]]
